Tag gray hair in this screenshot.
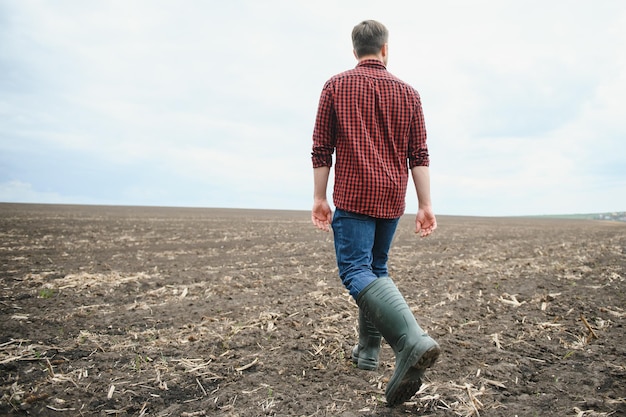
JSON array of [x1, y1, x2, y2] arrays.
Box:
[[351, 20, 388, 57]]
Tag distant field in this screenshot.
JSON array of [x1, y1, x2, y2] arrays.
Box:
[[529, 211, 626, 221]]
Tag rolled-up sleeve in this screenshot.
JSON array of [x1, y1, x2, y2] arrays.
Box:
[[311, 82, 336, 168], [407, 94, 429, 168]]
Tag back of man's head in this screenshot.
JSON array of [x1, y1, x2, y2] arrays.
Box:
[[352, 20, 388, 58]]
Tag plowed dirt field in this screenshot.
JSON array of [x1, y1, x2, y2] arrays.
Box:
[[1, 204, 624, 416]]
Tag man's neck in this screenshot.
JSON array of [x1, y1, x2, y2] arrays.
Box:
[[358, 54, 384, 63]]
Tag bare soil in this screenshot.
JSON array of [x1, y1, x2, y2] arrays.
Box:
[[0, 203, 624, 417]]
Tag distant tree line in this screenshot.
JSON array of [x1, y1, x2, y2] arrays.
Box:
[[593, 212, 626, 222]]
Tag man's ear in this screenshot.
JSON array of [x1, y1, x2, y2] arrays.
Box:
[[353, 49, 359, 60], [381, 43, 388, 59]]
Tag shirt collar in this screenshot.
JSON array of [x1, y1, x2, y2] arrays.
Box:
[[356, 59, 387, 70]]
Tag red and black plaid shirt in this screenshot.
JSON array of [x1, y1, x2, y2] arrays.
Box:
[[311, 59, 429, 219]]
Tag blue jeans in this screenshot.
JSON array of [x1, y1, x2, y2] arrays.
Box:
[[331, 209, 400, 300]]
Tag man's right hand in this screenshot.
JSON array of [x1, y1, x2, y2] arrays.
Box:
[[415, 207, 437, 237]]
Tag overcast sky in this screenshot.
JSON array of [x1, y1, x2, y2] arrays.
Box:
[[1, 1, 624, 216]]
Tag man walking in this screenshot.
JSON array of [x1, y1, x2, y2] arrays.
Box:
[[311, 20, 440, 406]]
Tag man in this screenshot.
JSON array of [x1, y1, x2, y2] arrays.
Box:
[[310, 20, 440, 406]]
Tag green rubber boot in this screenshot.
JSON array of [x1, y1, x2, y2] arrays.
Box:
[[351, 308, 382, 370], [357, 277, 440, 406]]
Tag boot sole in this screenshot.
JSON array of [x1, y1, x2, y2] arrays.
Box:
[[386, 344, 440, 406]]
